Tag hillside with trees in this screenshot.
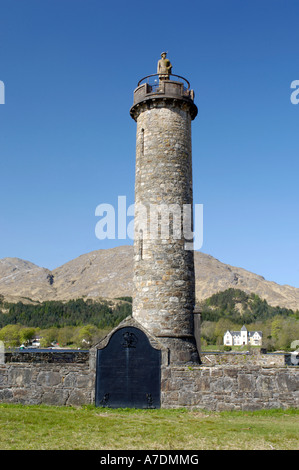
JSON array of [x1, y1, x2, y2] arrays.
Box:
[[199, 288, 299, 351], [0, 297, 132, 329], [199, 288, 298, 323], [0, 289, 298, 351], [0, 297, 132, 349]]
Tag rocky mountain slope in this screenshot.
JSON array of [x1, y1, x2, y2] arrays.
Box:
[[0, 245, 298, 310]]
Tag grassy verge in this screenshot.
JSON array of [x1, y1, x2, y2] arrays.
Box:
[[0, 404, 298, 450]]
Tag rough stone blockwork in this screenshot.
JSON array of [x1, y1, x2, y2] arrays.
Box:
[[200, 352, 286, 367], [130, 77, 199, 365], [161, 366, 299, 411], [5, 350, 89, 364], [0, 363, 93, 406], [0, 352, 298, 410]]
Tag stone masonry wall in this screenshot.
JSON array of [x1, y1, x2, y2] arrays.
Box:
[[0, 362, 93, 406], [5, 350, 89, 364], [161, 365, 299, 411], [200, 352, 286, 367], [132, 100, 199, 364], [0, 352, 298, 410], [133, 103, 195, 340]]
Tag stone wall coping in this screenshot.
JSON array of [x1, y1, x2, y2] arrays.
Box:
[[162, 364, 298, 371], [4, 350, 89, 364]]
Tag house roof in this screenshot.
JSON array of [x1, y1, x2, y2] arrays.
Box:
[[248, 331, 263, 337], [224, 328, 263, 337]]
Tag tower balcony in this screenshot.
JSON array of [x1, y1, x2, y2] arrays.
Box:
[[130, 73, 198, 121]]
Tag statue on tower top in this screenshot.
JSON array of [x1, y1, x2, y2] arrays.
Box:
[[157, 52, 172, 80]]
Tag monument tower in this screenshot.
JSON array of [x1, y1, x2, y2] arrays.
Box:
[[130, 53, 200, 364]]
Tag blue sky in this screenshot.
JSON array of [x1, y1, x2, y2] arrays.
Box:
[[0, 0, 298, 288]]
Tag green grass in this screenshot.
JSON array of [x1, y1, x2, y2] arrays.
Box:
[[0, 404, 298, 450]]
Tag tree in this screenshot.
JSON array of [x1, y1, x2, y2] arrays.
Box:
[[19, 327, 37, 346], [72, 324, 98, 348], [271, 316, 284, 341], [39, 328, 58, 347], [200, 321, 217, 345], [0, 324, 22, 347]]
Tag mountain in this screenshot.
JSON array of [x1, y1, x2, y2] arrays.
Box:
[[0, 246, 298, 311], [193, 252, 299, 311], [0, 257, 53, 304]]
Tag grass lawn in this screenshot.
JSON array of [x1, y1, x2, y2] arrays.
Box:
[[0, 404, 298, 450]]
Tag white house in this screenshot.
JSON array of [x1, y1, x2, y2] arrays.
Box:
[[223, 325, 262, 346]]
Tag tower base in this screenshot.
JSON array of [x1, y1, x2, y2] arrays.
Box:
[[155, 335, 201, 365]]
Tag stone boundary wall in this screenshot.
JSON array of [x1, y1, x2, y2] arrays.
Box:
[[0, 362, 93, 406], [161, 365, 299, 411], [200, 352, 286, 367], [0, 351, 298, 410]]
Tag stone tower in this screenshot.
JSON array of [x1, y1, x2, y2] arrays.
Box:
[[130, 54, 200, 364]]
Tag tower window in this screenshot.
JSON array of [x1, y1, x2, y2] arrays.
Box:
[[140, 128, 144, 156], [139, 229, 143, 260]]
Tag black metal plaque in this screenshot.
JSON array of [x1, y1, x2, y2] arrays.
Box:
[[95, 327, 161, 409]]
